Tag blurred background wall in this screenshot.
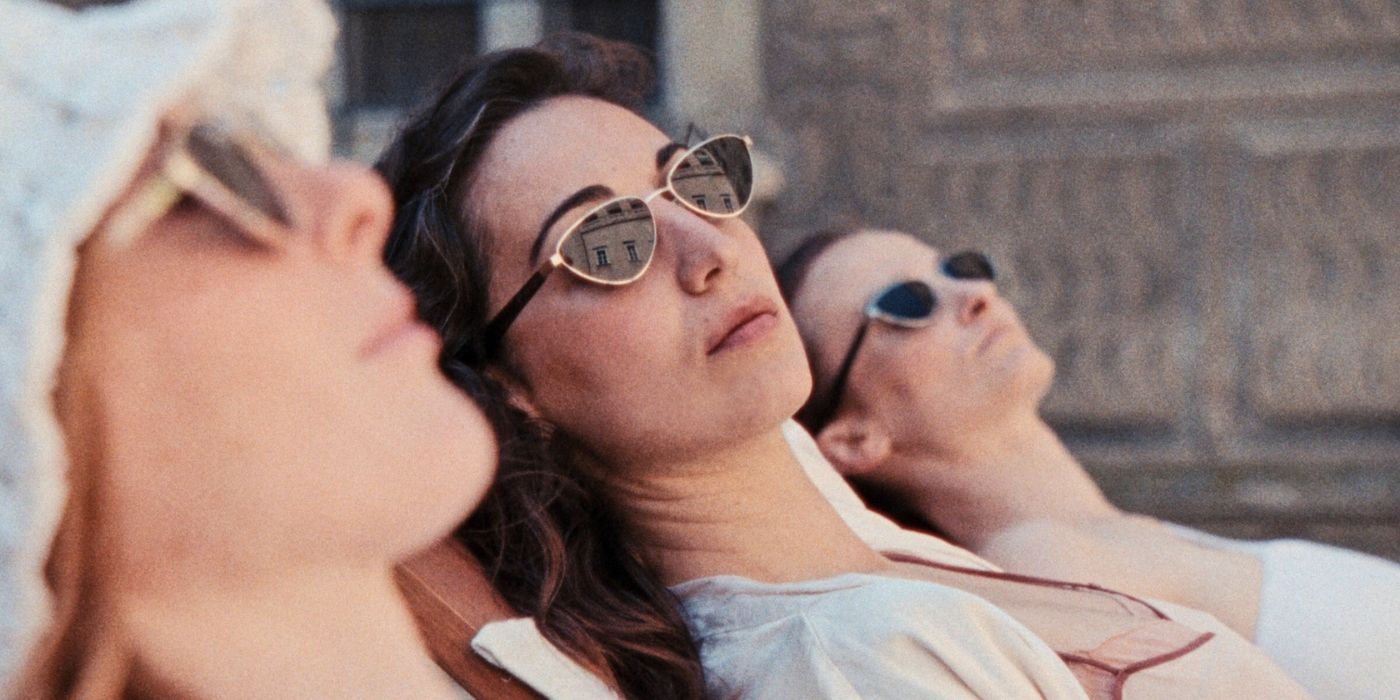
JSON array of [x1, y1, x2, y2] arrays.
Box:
[[330, 0, 1399, 561]]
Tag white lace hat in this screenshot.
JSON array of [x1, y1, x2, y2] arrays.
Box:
[[0, 0, 337, 687]]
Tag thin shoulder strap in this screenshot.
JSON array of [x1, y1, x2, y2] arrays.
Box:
[[395, 539, 545, 700]]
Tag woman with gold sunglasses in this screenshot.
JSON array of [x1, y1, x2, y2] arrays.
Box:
[[379, 33, 1313, 700], [1, 1, 497, 697]]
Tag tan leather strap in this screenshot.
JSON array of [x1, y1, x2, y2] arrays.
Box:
[[396, 539, 545, 700]]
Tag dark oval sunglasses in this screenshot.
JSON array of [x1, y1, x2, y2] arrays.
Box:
[[481, 134, 755, 355], [802, 250, 996, 430]]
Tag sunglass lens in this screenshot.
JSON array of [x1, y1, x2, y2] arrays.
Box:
[[556, 197, 656, 283], [669, 135, 753, 216], [186, 125, 289, 225], [943, 250, 995, 281], [876, 281, 936, 320]]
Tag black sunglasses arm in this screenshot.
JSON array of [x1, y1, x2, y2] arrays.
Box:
[[809, 319, 872, 430], [482, 254, 563, 356]]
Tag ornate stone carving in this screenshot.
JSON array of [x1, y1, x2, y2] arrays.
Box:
[[956, 1, 1400, 72], [756, 0, 1400, 558], [904, 152, 1195, 432], [1236, 146, 1400, 423]]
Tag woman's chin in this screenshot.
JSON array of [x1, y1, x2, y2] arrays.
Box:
[[381, 477, 486, 563], [423, 442, 497, 540], [379, 404, 497, 558], [745, 358, 813, 432], [770, 323, 817, 415], [993, 337, 1053, 384], [1026, 347, 1057, 398]]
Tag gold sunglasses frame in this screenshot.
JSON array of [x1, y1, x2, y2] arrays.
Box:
[[482, 133, 755, 354]]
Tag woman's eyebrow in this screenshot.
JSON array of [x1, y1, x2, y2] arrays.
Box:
[[656, 142, 685, 171], [532, 183, 616, 264]]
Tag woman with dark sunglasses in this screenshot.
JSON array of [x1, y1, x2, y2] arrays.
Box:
[[778, 227, 1400, 699], [2, 1, 496, 697]]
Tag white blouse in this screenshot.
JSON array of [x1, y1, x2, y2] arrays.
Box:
[[673, 572, 1089, 700], [1170, 526, 1400, 700]]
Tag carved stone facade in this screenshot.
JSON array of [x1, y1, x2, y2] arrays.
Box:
[[761, 0, 1400, 559]]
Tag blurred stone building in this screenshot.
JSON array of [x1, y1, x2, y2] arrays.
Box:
[[332, 1, 1399, 560]]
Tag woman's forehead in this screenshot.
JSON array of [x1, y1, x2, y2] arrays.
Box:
[[474, 96, 668, 244], [481, 97, 668, 192], [829, 231, 939, 285], [797, 231, 936, 324], [470, 96, 666, 281]]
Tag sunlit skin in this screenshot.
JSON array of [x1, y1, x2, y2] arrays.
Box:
[[57, 123, 494, 699], [470, 96, 887, 586], [790, 229, 1263, 640], [795, 230, 1056, 466]]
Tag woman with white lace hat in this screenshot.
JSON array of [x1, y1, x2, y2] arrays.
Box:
[[0, 0, 499, 697]]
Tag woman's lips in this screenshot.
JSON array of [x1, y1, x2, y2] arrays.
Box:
[[362, 291, 441, 360], [366, 319, 442, 361], [708, 299, 780, 355], [976, 320, 1018, 356], [363, 318, 440, 360]]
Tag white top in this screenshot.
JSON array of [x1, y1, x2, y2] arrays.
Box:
[[782, 421, 1002, 570], [1170, 526, 1400, 699], [473, 423, 1317, 698], [472, 422, 1062, 698], [471, 618, 620, 699], [673, 573, 1089, 700], [471, 423, 1016, 697], [779, 421, 1310, 698]]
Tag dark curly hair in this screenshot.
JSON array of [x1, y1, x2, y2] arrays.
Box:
[[376, 33, 704, 699]]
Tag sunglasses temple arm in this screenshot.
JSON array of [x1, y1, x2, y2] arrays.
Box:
[[482, 259, 558, 356], [810, 320, 871, 429]]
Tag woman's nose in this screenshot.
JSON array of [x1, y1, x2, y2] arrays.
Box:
[[953, 282, 996, 325], [656, 200, 741, 295], [292, 160, 395, 264]]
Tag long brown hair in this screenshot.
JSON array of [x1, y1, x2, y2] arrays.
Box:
[[376, 34, 704, 699]]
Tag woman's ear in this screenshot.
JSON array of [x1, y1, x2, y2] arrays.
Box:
[[815, 414, 892, 477], [482, 365, 541, 419]]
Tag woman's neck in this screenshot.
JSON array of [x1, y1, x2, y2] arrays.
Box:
[[114, 565, 459, 699], [888, 413, 1119, 550], [607, 427, 887, 587]]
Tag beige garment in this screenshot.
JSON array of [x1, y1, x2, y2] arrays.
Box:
[[887, 556, 1313, 699], [471, 619, 620, 699], [786, 421, 1311, 699], [673, 572, 1091, 699]]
